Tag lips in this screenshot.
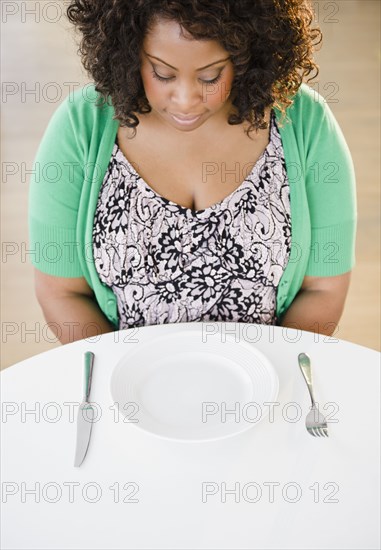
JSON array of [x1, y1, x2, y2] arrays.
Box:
[[170, 113, 203, 126], [171, 113, 202, 121]]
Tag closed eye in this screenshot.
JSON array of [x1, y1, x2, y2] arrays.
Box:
[[151, 69, 223, 85]]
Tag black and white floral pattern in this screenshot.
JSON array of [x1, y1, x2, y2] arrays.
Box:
[[93, 111, 291, 329]]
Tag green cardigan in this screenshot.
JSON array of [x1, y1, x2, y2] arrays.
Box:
[[28, 83, 357, 328]]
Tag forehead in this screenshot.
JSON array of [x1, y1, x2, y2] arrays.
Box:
[[143, 19, 227, 62]]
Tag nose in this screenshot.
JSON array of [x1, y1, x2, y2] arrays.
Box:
[[170, 79, 203, 112]]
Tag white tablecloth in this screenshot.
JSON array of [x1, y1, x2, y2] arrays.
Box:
[[1, 322, 380, 549]]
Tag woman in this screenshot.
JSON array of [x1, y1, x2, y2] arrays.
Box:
[[28, 0, 357, 344]]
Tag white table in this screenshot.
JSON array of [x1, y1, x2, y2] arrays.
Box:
[[1, 322, 380, 550]]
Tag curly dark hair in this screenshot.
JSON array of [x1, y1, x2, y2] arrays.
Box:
[[66, 0, 322, 137]]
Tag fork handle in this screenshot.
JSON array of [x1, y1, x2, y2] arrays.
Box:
[[298, 353, 316, 406]]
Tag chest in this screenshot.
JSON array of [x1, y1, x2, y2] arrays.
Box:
[[116, 119, 271, 212]]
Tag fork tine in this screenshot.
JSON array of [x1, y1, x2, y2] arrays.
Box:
[[299, 353, 330, 439]]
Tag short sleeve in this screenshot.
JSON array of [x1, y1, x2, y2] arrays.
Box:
[[302, 90, 357, 276], [28, 96, 85, 277]]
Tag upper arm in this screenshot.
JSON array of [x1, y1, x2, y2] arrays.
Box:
[[301, 89, 357, 278], [34, 268, 95, 302], [28, 95, 85, 278]]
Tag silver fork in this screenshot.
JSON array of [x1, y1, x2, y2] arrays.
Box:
[[298, 353, 329, 438]]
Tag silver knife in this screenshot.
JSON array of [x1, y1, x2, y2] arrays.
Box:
[[74, 351, 95, 467]]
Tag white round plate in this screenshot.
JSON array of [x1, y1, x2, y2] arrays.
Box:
[[110, 329, 279, 442]]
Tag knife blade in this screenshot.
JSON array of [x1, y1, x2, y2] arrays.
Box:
[[74, 351, 95, 467]]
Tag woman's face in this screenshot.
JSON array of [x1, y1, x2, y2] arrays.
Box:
[[140, 18, 235, 133]]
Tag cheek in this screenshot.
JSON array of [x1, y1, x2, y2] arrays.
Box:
[[205, 64, 234, 108], [205, 77, 233, 108], [141, 75, 162, 102], [141, 65, 166, 103]]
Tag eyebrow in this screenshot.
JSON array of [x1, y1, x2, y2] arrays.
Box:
[[144, 52, 230, 71]]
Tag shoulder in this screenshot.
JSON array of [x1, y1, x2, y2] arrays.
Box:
[[287, 83, 338, 129], [285, 83, 329, 119], [281, 83, 350, 155], [67, 83, 108, 108], [55, 83, 115, 129]]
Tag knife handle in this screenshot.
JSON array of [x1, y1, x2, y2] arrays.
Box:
[[84, 352, 95, 401]]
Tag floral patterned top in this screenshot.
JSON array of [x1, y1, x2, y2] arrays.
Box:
[[92, 110, 291, 329]]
